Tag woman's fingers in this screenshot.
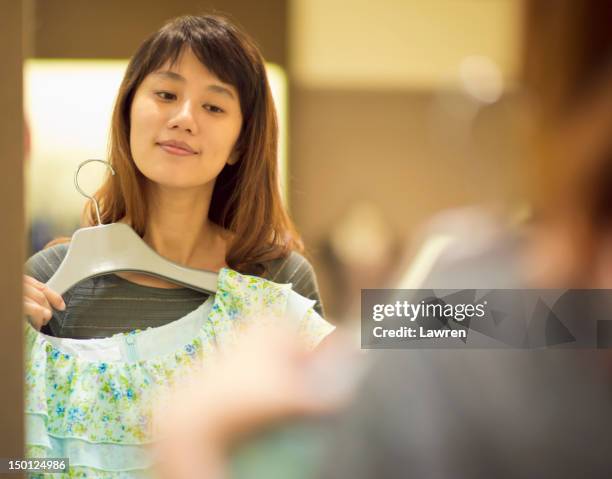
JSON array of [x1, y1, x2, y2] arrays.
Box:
[[24, 275, 65, 311], [40, 283, 65, 311], [23, 298, 51, 330], [23, 282, 52, 311], [22, 275, 65, 330]]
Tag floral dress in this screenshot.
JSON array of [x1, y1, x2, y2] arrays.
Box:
[[25, 268, 335, 478]]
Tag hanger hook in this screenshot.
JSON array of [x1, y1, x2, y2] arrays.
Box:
[[74, 159, 116, 226]]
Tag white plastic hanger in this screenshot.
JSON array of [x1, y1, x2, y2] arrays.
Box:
[[46, 159, 218, 296]]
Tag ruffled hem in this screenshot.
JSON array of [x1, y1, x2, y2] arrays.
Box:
[[27, 470, 151, 479], [27, 414, 153, 464], [25, 444, 152, 478]]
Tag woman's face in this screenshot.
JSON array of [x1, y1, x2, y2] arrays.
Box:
[[129, 48, 243, 190]]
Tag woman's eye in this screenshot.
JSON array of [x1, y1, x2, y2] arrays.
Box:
[[155, 91, 176, 101], [203, 104, 224, 114]]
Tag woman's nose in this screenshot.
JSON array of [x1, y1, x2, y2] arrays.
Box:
[[167, 100, 199, 134]]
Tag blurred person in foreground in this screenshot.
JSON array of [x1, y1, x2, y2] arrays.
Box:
[[153, 326, 358, 479], [153, 2, 612, 478], [321, 2, 612, 477]]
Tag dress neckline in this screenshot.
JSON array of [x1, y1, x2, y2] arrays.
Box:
[[26, 269, 232, 364]]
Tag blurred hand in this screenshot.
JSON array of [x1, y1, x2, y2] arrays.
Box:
[[23, 275, 65, 330], [153, 323, 356, 479]]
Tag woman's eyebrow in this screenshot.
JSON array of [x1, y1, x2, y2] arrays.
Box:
[[152, 71, 236, 99], [207, 84, 235, 99], [153, 71, 184, 82]]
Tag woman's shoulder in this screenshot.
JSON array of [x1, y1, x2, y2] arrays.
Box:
[[262, 251, 315, 283], [25, 242, 70, 283], [262, 251, 325, 317]]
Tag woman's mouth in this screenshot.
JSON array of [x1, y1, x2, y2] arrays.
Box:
[[156, 140, 198, 156]]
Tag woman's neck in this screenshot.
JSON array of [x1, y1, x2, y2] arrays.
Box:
[[144, 183, 226, 269], [117, 183, 229, 289]]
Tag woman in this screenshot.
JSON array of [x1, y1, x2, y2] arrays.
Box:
[[24, 14, 325, 338]]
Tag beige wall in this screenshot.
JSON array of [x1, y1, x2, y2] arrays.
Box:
[[290, 0, 521, 89], [34, 0, 288, 65], [0, 0, 26, 464], [291, 91, 524, 241]]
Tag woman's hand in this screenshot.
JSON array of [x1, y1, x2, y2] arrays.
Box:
[[23, 275, 65, 330]]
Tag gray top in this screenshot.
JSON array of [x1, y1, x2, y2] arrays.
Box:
[[25, 243, 325, 339]]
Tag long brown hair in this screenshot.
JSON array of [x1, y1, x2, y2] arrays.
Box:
[[57, 15, 303, 274]]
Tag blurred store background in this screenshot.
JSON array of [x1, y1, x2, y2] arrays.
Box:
[[24, 0, 526, 322]]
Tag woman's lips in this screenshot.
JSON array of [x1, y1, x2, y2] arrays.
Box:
[[157, 143, 197, 156]]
